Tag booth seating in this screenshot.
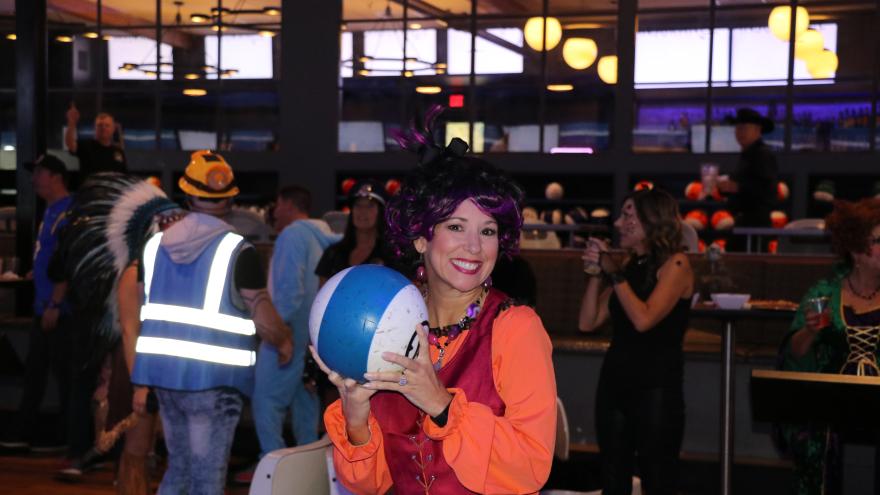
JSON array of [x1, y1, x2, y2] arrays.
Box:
[[521, 249, 835, 354], [522, 248, 836, 464]]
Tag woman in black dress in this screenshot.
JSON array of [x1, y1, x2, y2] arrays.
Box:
[[578, 188, 694, 495], [315, 180, 399, 285]]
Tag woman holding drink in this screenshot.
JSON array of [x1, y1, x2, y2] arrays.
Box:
[[578, 188, 694, 495], [782, 198, 880, 495]]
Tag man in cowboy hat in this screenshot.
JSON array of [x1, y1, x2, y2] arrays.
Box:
[[719, 108, 779, 250]]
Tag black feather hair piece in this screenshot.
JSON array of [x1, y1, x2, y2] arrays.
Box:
[[60, 173, 180, 365]]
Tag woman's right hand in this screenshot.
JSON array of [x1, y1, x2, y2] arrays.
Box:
[[804, 309, 828, 334], [309, 345, 376, 441], [583, 237, 607, 265]]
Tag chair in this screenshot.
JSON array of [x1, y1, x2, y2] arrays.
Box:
[[542, 397, 642, 495], [784, 218, 825, 230], [249, 436, 336, 495], [520, 222, 562, 249], [777, 218, 829, 254]]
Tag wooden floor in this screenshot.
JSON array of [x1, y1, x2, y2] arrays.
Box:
[[0, 453, 250, 495]]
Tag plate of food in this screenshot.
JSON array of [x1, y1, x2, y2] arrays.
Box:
[[747, 299, 799, 311]]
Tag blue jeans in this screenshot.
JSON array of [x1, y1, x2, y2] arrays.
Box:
[[252, 334, 319, 456], [155, 388, 243, 495]]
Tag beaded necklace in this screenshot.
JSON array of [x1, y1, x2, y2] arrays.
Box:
[[847, 275, 880, 301], [426, 288, 487, 370]]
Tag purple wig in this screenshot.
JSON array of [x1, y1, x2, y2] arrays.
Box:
[[386, 106, 524, 262]]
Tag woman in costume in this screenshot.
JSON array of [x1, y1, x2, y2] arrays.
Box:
[[782, 198, 880, 495], [578, 188, 693, 495], [61, 173, 181, 493], [315, 179, 399, 286], [313, 107, 557, 494]]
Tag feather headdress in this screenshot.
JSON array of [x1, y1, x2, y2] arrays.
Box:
[[61, 173, 180, 364]]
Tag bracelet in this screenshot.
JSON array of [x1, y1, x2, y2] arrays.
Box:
[[431, 399, 453, 428], [607, 271, 626, 285]]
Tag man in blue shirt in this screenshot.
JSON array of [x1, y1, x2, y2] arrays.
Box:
[[1, 154, 72, 451], [235, 185, 340, 484]]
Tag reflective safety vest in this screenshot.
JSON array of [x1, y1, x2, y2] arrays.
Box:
[[131, 231, 257, 396]]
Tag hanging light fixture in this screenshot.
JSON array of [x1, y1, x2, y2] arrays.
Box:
[[562, 38, 598, 70], [416, 86, 442, 94], [547, 84, 574, 92], [183, 88, 207, 97], [5, 34, 16, 41], [524, 17, 562, 51], [597, 55, 618, 84], [805, 49, 838, 79], [55, 35, 73, 43], [794, 29, 824, 60], [83, 31, 99, 39], [768, 6, 809, 42]]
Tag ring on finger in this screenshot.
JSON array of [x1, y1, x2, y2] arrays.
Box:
[[398, 370, 408, 386]]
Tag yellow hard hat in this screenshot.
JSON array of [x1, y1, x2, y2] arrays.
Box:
[[178, 150, 240, 199]]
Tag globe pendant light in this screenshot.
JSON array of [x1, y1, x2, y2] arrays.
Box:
[[597, 55, 617, 84], [524, 17, 562, 51], [794, 29, 824, 60], [805, 49, 838, 79], [768, 6, 809, 41], [563, 38, 598, 70]]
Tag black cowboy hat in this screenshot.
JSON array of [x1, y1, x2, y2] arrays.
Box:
[[728, 107, 775, 134]]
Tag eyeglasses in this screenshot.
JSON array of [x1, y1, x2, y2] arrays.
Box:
[[870, 236, 880, 245]]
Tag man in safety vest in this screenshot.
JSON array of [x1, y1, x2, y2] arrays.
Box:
[[122, 156, 292, 494]]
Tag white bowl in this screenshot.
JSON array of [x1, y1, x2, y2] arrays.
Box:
[[711, 293, 750, 310]]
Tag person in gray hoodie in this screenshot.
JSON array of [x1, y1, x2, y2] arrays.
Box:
[[121, 207, 292, 495], [234, 185, 340, 484]]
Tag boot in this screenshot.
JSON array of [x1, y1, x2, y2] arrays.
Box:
[[117, 451, 149, 495]]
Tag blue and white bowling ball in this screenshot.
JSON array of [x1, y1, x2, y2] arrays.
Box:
[[309, 265, 428, 381]]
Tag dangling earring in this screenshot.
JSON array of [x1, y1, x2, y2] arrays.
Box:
[[482, 276, 493, 289], [415, 253, 427, 283]]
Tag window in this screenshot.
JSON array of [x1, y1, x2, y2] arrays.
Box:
[[108, 37, 174, 80], [449, 28, 525, 75], [635, 29, 729, 88], [204, 34, 274, 80], [633, 24, 837, 88]]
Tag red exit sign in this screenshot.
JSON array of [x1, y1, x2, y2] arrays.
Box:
[[448, 94, 464, 108]]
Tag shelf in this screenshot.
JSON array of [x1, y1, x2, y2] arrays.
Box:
[[524, 198, 613, 207]]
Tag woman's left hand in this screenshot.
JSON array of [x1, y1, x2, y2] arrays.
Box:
[[363, 323, 453, 417], [132, 386, 150, 416]]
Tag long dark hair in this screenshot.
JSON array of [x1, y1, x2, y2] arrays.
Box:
[[336, 196, 387, 256], [627, 188, 683, 266]]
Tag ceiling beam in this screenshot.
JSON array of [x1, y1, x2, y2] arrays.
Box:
[[393, 0, 527, 55], [48, 0, 192, 48]]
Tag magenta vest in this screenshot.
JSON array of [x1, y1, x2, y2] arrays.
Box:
[[370, 289, 510, 494]]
